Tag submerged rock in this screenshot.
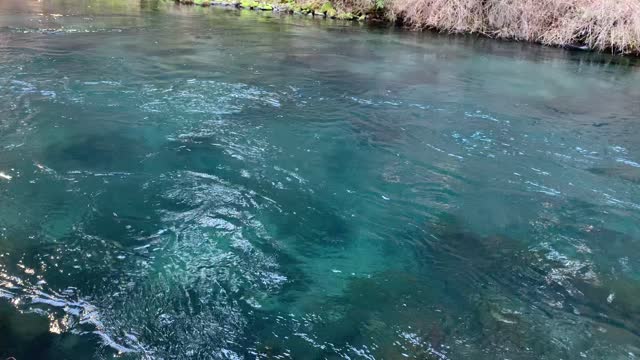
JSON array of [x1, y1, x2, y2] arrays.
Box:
[[588, 165, 640, 184]]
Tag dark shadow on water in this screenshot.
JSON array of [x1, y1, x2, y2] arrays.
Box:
[[0, 302, 100, 359], [588, 165, 640, 184], [43, 131, 150, 172]]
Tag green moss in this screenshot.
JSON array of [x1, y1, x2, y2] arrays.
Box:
[[240, 0, 259, 7], [294, 4, 313, 14], [336, 12, 354, 20], [319, 2, 330, 12], [183, 0, 364, 21], [319, 2, 335, 15]]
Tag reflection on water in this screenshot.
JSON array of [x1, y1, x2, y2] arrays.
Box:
[[1, 0, 640, 358]]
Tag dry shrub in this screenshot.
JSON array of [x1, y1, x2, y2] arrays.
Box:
[[388, 0, 640, 54], [484, 0, 577, 41], [332, 0, 376, 14], [543, 0, 640, 53], [389, 0, 485, 32]]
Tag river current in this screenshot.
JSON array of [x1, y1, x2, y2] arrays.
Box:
[[1, 0, 640, 359]]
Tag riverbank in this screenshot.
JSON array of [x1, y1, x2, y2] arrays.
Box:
[[176, 0, 640, 55]]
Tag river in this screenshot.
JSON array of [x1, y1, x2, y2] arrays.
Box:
[[1, 0, 640, 358]]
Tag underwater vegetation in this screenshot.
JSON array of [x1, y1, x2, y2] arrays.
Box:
[[1, 1, 640, 358]]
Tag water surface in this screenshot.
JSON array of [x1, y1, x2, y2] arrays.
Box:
[[1, 0, 640, 358]]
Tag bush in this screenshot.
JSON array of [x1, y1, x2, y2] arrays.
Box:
[[543, 0, 640, 54], [389, 0, 640, 54]]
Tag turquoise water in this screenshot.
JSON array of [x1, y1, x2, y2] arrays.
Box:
[[1, 0, 640, 358]]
